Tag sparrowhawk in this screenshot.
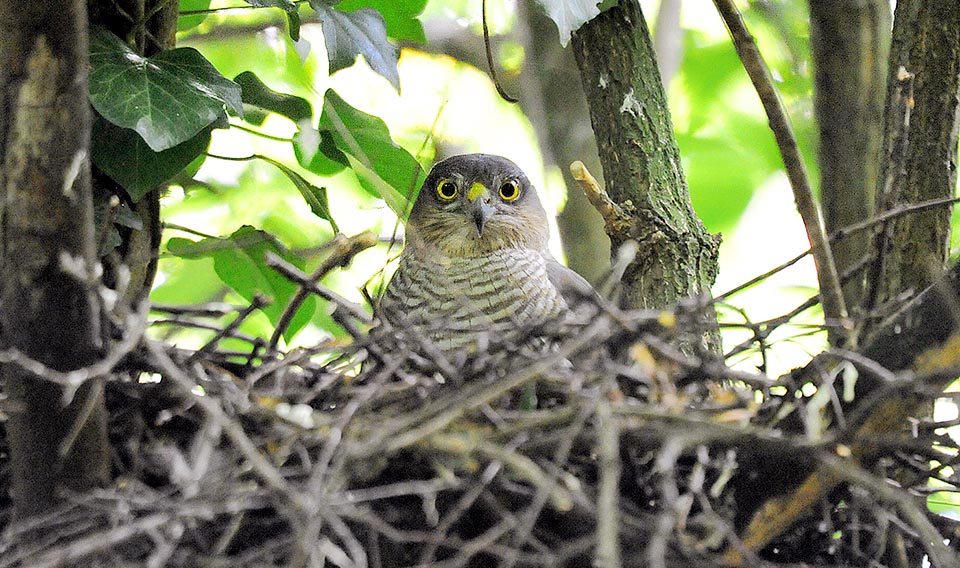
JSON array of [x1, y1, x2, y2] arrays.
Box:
[[377, 154, 594, 355]]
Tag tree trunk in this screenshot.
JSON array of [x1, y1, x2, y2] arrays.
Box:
[[809, 0, 890, 317], [570, 0, 720, 313], [0, 0, 108, 518], [870, 0, 960, 320]]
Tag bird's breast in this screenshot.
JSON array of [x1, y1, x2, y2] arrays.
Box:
[[378, 249, 566, 351]]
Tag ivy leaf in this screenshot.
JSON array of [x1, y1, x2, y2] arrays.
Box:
[[242, 0, 302, 40], [534, 0, 615, 46], [234, 71, 313, 124], [166, 226, 316, 343], [333, 0, 428, 43], [263, 158, 340, 233], [319, 89, 424, 216], [89, 28, 242, 151], [91, 115, 213, 201], [295, 129, 350, 176], [312, 3, 400, 91]]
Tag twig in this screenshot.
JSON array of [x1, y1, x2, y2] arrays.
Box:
[[350, 317, 613, 459], [186, 294, 268, 365], [569, 160, 634, 236], [501, 403, 595, 568], [143, 340, 299, 503], [0, 301, 149, 402], [712, 0, 848, 342], [150, 302, 244, 317], [594, 396, 622, 568], [481, 0, 518, 103], [716, 194, 959, 303], [266, 232, 378, 351]]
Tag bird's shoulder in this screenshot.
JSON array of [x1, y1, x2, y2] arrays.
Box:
[[544, 255, 598, 305]]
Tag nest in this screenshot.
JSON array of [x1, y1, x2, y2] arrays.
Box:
[[1, 246, 959, 568]]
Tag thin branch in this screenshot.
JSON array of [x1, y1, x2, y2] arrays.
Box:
[[594, 396, 622, 568], [143, 340, 298, 502], [481, 0, 518, 103], [716, 194, 959, 302], [712, 0, 848, 341], [186, 294, 269, 365], [230, 121, 295, 143], [266, 232, 378, 352]]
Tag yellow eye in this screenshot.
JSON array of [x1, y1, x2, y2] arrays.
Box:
[[499, 180, 520, 201], [436, 178, 458, 200]]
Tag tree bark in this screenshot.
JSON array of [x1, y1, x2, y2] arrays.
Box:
[[571, 0, 720, 310], [0, 0, 108, 518], [809, 0, 890, 316], [870, 0, 960, 318]]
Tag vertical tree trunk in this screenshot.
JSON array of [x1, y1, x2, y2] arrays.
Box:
[[871, 0, 960, 314], [809, 0, 890, 317], [571, 0, 720, 311], [0, 0, 108, 518]]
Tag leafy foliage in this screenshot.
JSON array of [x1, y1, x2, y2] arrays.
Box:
[[167, 226, 317, 343], [178, 0, 212, 31], [91, 118, 214, 202], [234, 70, 314, 124], [243, 0, 302, 40], [334, 0, 428, 42], [317, 90, 425, 216], [313, 3, 401, 90], [89, 28, 241, 152]]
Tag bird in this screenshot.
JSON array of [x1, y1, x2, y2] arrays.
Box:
[[376, 153, 595, 358]]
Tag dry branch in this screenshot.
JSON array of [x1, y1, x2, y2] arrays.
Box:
[[712, 0, 849, 342], [2, 248, 959, 567]]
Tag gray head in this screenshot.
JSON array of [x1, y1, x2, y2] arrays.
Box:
[[405, 154, 549, 257]]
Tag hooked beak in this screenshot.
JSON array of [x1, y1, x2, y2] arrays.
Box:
[[467, 182, 495, 237]]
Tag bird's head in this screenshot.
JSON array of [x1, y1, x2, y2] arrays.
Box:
[[405, 154, 550, 257]]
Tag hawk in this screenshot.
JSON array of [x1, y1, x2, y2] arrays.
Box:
[[377, 154, 594, 356]]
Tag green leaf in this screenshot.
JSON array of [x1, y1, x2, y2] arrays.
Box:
[[179, 0, 212, 31], [294, 129, 349, 176], [319, 89, 425, 216], [243, 0, 302, 40], [91, 115, 213, 201], [89, 28, 242, 151], [166, 226, 316, 342], [333, 0, 428, 43], [312, 4, 400, 91], [234, 71, 313, 124], [260, 157, 340, 232]]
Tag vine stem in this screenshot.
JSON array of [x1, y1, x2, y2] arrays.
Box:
[[481, 0, 518, 103], [712, 0, 849, 342]]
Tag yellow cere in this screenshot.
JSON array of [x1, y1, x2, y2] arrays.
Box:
[[467, 182, 487, 202]]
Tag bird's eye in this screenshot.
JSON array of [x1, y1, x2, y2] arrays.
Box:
[[436, 179, 458, 200], [499, 180, 520, 202]]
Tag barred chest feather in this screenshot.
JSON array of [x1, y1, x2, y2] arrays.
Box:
[[378, 248, 567, 350]]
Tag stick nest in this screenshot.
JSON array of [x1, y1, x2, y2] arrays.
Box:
[[1, 257, 958, 568]]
